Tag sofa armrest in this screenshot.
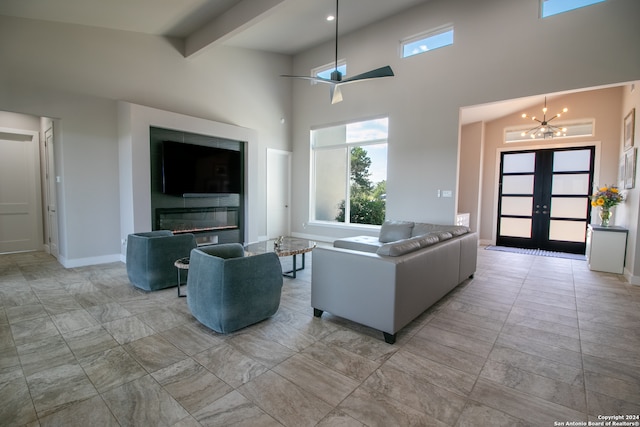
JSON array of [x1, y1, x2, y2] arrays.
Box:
[[311, 247, 398, 334]]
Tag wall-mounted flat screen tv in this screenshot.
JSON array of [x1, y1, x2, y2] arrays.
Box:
[[161, 140, 242, 195]]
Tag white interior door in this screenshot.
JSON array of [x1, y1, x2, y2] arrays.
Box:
[[267, 149, 291, 238], [0, 131, 41, 253], [44, 126, 59, 258]]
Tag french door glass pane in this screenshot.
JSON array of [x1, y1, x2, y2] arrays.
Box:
[[502, 175, 534, 194], [314, 148, 347, 221], [503, 152, 535, 173], [500, 217, 532, 238], [552, 173, 589, 195], [550, 198, 588, 219], [553, 149, 592, 172], [501, 197, 533, 216], [549, 220, 586, 242]]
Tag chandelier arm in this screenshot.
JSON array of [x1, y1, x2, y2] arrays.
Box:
[[525, 126, 542, 134]]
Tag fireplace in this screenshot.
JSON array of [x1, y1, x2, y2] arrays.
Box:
[[155, 207, 241, 245]]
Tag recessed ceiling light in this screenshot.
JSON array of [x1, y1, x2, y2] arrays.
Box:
[[326, 15, 335, 21]]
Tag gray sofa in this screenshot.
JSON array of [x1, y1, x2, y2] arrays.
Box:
[[311, 221, 477, 344]]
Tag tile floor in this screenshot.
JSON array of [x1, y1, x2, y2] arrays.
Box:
[[1, 247, 639, 426]]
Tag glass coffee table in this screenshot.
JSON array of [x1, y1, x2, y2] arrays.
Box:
[[244, 237, 316, 278]]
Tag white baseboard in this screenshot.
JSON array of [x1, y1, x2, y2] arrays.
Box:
[[624, 270, 640, 286], [59, 253, 122, 268]]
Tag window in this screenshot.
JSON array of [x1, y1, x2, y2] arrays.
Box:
[[401, 26, 454, 58], [541, 0, 605, 18], [311, 117, 388, 226], [504, 120, 594, 143], [312, 61, 346, 80]]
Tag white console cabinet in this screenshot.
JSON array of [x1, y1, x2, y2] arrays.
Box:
[[586, 225, 628, 274]]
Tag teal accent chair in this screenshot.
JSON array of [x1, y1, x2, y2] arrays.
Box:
[[126, 230, 196, 291], [186, 243, 283, 334]]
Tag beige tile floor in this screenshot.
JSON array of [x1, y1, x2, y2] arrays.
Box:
[[1, 247, 639, 426]]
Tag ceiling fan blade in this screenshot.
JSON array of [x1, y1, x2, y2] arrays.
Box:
[[280, 75, 337, 85], [281, 0, 393, 105], [330, 85, 343, 104], [341, 66, 394, 83]]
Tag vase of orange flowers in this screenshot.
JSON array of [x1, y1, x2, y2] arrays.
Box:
[[590, 185, 624, 226]]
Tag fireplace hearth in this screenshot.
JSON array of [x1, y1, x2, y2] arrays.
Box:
[[156, 207, 241, 244]]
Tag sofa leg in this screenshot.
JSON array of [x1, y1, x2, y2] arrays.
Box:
[[469, 273, 474, 279], [313, 308, 324, 318], [383, 332, 396, 344]]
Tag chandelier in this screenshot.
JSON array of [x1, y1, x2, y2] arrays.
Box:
[[521, 97, 568, 139]]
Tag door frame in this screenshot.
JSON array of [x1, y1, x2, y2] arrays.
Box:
[[43, 124, 59, 259], [266, 148, 292, 239], [492, 140, 602, 246]]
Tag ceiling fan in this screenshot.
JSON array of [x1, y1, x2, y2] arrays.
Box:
[[281, 0, 394, 104]]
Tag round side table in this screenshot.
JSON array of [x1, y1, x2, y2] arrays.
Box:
[[174, 257, 190, 297]]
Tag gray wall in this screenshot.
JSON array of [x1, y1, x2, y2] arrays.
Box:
[[289, 0, 640, 242], [0, 15, 292, 266]]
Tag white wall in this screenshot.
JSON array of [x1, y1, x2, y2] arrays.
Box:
[[0, 15, 292, 266], [459, 121, 484, 233], [289, 0, 640, 241], [617, 83, 640, 283]]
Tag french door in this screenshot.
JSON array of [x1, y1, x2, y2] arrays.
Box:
[[496, 146, 595, 254]]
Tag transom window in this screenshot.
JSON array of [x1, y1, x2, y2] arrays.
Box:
[[541, 0, 606, 18], [504, 120, 595, 143], [311, 117, 388, 226], [401, 26, 454, 58], [312, 61, 347, 80]]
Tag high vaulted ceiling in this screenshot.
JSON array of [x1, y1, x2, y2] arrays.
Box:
[[0, 0, 431, 56], [1, 0, 619, 124]]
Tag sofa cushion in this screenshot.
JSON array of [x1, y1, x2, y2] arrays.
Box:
[[412, 234, 440, 248], [412, 223, 470, 237], [376, 238, 421, 256], [431, 231, 454, 241], [379, 220, 415, 243], [334, 236, 382, 253], [445, 226, 470, 236]]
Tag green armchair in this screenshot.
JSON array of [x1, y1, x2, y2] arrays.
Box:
[[186, 243, 283, 334], [126, 230, 196, 291]]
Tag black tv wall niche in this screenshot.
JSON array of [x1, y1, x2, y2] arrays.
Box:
[[149, 126, 246, 245]]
